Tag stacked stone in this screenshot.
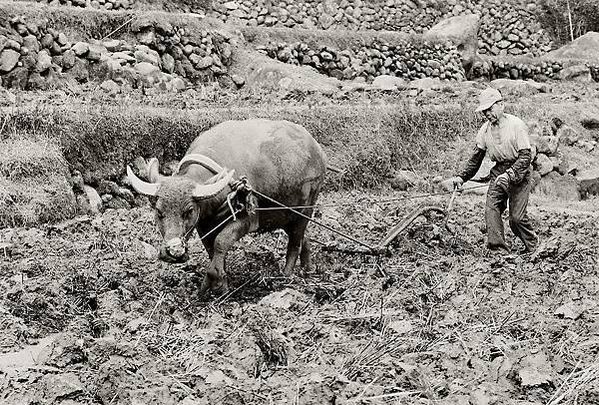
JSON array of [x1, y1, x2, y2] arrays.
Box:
[[0, 15, 236, 91], [471, 58, 563, 80], [208, 0, 555, 56], [36, 0, 132, 10], [478, 0, 552, 57], [260, 40, 466, 82], [130, 20, 234, 84]]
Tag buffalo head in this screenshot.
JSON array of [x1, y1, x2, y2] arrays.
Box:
[[127, 158, 235, 263]]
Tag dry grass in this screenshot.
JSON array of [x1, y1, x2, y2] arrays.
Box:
[[0, 135, 77, 227]]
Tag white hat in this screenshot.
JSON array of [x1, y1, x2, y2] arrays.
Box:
[[475, 88, 503, 112]]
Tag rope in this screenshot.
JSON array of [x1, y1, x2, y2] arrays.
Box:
[[251, 189, 378, 251], [253, 183, 489, 212]]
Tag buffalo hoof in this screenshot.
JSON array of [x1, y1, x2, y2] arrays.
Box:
[[199, 275, 229, 298]]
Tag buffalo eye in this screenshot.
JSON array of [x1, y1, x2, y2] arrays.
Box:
[[183, 208, 194, 219]]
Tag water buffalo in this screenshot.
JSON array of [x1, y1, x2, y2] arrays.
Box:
[[127, 119, 327, 293]]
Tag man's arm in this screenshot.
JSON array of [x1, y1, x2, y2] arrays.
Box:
[[505, 149, 532, 184], [457, 145, 486, 182]]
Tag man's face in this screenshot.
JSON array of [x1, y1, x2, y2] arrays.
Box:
[[482, 101, 504, 125]]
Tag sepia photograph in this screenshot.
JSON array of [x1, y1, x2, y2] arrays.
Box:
[[0, 0, 598, 403]]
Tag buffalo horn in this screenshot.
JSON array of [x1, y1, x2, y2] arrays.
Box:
[[192, 169, 235, 200], [127, 166, 160, 196]]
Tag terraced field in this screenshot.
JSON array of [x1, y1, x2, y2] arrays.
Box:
[[1, 0, 599, 404]]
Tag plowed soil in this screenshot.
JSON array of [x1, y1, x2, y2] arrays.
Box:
[[1, 189, 598, 405]]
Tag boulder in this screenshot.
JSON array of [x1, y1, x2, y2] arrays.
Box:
[[423, 14, 480, 73], [557, 125, 582, 146], [2, 66, 29, 89], [62, 50, 76, 69], [559, 64, 592, 82], [490, 79, 548, 96], [161, 53, 175, 73], [534, 153, 554, 176], [577, 168, 599, 199], [544, 32, 599, 62], [409, 77, 443, 91], [35, 51, 53, 73], [534, 172, 580, 201], [531, 135, 559, 156], [231, 74, 245, 87], [100, 79, 120, 94], [372, 74, 407, 90], [389, 169, 425, 191], [517, 352, 554, 388], [71, 41, 89, 56], [0, 49, 20, 73]]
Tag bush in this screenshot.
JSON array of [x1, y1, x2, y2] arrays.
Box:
[[536, 0, 599, 44]]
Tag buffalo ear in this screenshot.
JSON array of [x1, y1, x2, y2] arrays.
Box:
[[192, 169, 235, 200]]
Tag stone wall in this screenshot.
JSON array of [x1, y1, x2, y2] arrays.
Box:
[[210, 0, 554, 56], [261, 39, 566, 82], [0, 14, 236, 91], [260, 39, 466, 82], [26, 0, 557, 56]]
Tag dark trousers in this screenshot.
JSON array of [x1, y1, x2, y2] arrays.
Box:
[[486, 163, 538, 252]]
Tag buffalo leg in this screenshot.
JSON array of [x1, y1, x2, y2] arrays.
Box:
[[200, 218, 251, 295], [198, 227, 216, 259], [283, 216, 310, 275]]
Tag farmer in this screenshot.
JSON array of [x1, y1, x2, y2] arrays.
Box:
[[443, 88, 538, 254]]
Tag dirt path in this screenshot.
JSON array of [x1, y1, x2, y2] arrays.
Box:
[[0, 190, 598, 404]]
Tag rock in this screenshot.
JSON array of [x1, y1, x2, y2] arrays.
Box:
[[231, 74, 245, 87], [134, 61, 160, 76], [161, 53, 175, 73], [556, 125, 581, 146], [66, 58, 89, 83], [83, 185, 103, 214], [111, 51, 136, 63], [178, 396, 202, 405], [2, 66, 29, 89], [87, 44, 106, 61], [531, 135, 559, 156], [388, 320, 414, 334], [409, 77, 443, 91], [490, 79, 547, 96], [71, 41, 89, 56], [41, 373, 84, 403], [372, 74, 407, 90], [559, 64, 591, 82], [554, 302, 585, 320], [171, 77, 186, 91], [137, 27, 155, 45], [423, 14, 480, 73], [517, 352, 554, 387], [40, 33, 54, 49], [258, 288, 308, 310], [134, 49, 160, 66], [550, 151, 568, 175], [196, 56, 213, 69], [534, 153, 554, 176], [22, 35, 39, 53], [0, 49, 20, 72], [318, 13, 335, 29], [389, 170, 424, 191], [577, 168, 599, 199], [62, 50, 76, 69], [534, 172, 580, 201], [544, 31, 599, 62], [100, 79, 120, 94], [103, 39, 121, 52], [581, 116, 599, 130], [35, 51, 52, 73], [57, 33, 68, 46]]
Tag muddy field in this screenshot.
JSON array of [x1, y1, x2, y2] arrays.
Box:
[[1, 188, 598, 405]]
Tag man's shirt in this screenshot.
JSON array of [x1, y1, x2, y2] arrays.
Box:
[[475, 113, 531, 162]]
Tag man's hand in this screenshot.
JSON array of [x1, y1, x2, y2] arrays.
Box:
[[495, 173, 510, 192], [442, 176, 464, 192]]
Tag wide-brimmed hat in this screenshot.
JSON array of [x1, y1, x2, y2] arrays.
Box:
[[475, 88, 502, 112]]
